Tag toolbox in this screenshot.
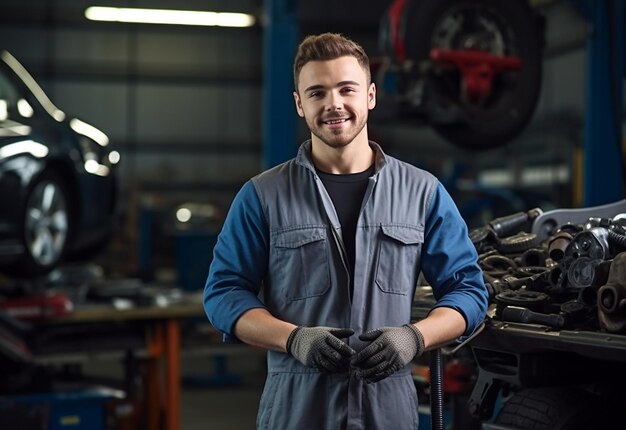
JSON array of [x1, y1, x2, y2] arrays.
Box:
[[0, 386, 125, 430]]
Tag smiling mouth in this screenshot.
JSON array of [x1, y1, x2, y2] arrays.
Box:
[[322, 117, 350, 125]]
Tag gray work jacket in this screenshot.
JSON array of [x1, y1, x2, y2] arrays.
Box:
[[242, 141, 485, 429]]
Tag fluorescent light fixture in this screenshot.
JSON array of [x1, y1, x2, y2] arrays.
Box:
[[17, 99, 34, 118], [0, 100, 7, 121], [85, 6, 255, 27], [478, 164, 570, 187], [70, 118, 109, 147], [108, 150, 121, 165], [0, 51, 66, 122], [0, 140, 48, 159], [0, 122, 32, 137], [0, 123, 32, 137], [84, 159, 110, 176], [176, 207, 192, 223]]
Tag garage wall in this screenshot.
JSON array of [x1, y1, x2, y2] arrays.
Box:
[[0, 0, 263, 212], [0, 0, 593, 221]]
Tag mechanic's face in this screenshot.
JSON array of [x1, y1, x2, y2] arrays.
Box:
[[294, 56, 376, 149]]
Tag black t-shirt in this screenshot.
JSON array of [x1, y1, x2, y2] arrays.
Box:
[[317, 165, 375, 295]]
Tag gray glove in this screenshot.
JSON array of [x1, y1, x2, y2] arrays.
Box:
[[286, 326, 356, 372], [352, 324, 425, 383]]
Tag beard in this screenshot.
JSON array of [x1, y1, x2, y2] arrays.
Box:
[[306, 110, 368, 149]]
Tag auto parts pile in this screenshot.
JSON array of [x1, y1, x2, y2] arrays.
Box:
[[471, 207, 626, 333]]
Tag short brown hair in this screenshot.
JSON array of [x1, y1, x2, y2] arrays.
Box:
[[293, 33, 371, 91]]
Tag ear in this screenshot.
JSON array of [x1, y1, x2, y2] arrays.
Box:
[[293, 91, 304, 117], [367, 82, 376, 110]]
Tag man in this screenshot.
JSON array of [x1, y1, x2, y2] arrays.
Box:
[[204, 33, 488, 429]]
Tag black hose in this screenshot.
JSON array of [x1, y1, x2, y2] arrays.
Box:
[[608, 230, 626, 250], [430, 348, 444, 430]]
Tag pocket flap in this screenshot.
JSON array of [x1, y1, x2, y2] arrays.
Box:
[[381, 224, 424, 245], [273, 227, 326, 248]]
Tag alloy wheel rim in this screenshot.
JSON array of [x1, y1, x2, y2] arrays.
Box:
[[24, 180, 68, 266]]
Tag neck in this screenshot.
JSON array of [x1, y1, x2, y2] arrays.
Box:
[[311, 132, 374, 174]]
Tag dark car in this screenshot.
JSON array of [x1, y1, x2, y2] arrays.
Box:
[[0, 50, 119, 278]]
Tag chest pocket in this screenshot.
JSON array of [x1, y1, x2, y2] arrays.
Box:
[[271, 227, 330, 301], [375, 224, 423, 295]]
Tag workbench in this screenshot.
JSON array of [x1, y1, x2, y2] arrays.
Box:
[[32, 299, 207, 430]]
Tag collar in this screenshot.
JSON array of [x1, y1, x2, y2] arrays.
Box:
[[295, 140, 388, 174]]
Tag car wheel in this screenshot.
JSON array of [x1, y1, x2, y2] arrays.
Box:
[[495, 388, 599, 430], [402, 0, 543, 150], [12, 171, 71, 277]]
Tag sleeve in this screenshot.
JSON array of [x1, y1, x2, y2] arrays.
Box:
[[203, 180, 269, 342], [421, 182, 489, 336]]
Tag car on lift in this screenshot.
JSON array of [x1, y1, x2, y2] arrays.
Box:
[[377, 0, 544, 150], [0, 50, 120, 278]]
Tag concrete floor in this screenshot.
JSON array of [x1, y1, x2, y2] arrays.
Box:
[[47, 345, 479, 429], [78, 344, 267, 429], [180, 349, 266, 430]]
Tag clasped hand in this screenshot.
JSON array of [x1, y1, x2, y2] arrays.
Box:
[[287, 325, 425, 383]]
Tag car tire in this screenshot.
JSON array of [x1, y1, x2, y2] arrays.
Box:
[[494, 388, 599, 430], [402, 0, 543, 150], [8, 170, 71, 278]]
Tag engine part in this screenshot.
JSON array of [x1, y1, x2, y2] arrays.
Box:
[[483, 282, 503, 300], [611, 216, 626, 235], [584, 217, 613, 230], [567, 258, 610, 290], [559, 224, 584, 236], [495, 290, 550, 318], [500, 274, 527, 290], [564, 227, 610, 260], [512, 267, 551, 291], [514, 266, 550, 278], [519, 248, 546, 268], [560, 300, 592, 327], [470, 226, 498, 254], [483, 271, 511, 300], [578, 285, 599, 309], [498, 268, 550, 292], [548, 231, 573, 262], [501, 306, 564, 329], [480, 254, 517, 277], [489, 209, 542, 238], [472, 203, 626, 333], [598, 253, 626, 333], [531, 198, 626, 241], [547, 262, 569, 295], [608, 229, 626, 250], [471, 209, 543, 254], [497, 232, 542, 254]]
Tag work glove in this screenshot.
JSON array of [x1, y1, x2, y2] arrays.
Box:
[[352, 324, 425, 383], [286, 326, 356, 372]]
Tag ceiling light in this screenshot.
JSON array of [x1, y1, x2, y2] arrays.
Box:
[[0, 140, 49, 159], [1, 51, 66, 122], [85, 6, 255, 27], [70, 118, 110, 147], [17, 99, 34, 118]]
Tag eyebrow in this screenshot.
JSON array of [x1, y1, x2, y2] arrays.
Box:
[[303, 80, 361, 93]]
